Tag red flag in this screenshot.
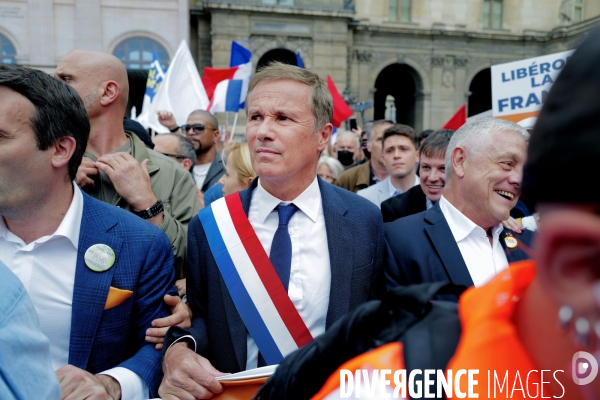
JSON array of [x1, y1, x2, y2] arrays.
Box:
[[202, 66, 237, 100], [326, 76, 354, 127], [442, 104, 467, 130]]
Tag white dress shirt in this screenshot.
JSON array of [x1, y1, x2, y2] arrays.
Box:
[[438, 196, 508, 287], [0, 185, 148, 400], [245, 177, 331, 369]]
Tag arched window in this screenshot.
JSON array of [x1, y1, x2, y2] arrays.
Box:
[[256, 48, 297, 72], [1, 34, 17, 64], [468, 68, 492, 117], [113, 37, 169, 70], [374, 63, 421, 128]]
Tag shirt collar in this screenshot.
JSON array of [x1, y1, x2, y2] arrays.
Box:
[[426, 197, 434, 210], [0, 183, 83, 249], [439, 195, 503, 242], [387, 175, 421, 197], [255, 176, 321, 223]]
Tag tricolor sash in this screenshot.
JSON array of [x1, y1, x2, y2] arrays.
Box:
[[199, 193, 314, 365]]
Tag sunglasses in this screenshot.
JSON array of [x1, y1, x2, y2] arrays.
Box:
[[161, 152, 187, 160], [180, 124, 214, 135]]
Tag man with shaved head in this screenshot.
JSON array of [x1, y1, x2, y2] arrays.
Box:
[[55, 50, 200, 279], [158, 109, 225, 192]]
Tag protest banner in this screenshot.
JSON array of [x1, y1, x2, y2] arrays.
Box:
[[491, 50, 574, 124]]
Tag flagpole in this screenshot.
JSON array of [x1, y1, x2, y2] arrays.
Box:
[[231, 112, 239, 141]]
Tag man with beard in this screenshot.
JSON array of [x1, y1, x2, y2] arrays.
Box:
[[159, 109, 225, 192]]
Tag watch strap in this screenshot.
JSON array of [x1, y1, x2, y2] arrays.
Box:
[[169, 126, 181, 133], [133, 200, 164, 219]]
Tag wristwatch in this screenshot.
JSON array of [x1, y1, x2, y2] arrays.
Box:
[[133, 200, 164, 219], [169, 126, 181, 133]]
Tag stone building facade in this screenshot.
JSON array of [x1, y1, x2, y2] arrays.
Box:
[[0, 0, 189, 111], [191, 0, 600, 131], [1, 0, 599, 131]]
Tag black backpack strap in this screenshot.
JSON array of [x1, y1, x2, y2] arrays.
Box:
[[255, 300, 386, 400], [255, 281, 467, 400], [398, 283, 466, 399]]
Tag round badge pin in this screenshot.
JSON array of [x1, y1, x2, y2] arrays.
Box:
[[84, 244, 116, 272], [504, 236, 518, 249]]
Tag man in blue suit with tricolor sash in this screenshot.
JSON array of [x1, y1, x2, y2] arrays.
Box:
[[160, 63, 385, 399]]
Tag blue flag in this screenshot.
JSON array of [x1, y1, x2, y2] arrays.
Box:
[[144, 50, 166, 102], [230, 41, 252, 68], [296, 50, 304, 68]]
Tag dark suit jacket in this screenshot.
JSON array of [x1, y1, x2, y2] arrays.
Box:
[[179, 177, 385, 373], [70, 193, 176, 394], [335, 160, 371, 193], [385, 202, 534, 290], [201, 152, 225, 192], [381, 185, 427, 223]]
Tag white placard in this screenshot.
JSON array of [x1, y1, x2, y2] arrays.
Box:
[[491, 50, 574, 121]]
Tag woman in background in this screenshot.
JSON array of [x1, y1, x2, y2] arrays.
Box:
[[317, 156, 344, 185], [218, 142, 256, 196]]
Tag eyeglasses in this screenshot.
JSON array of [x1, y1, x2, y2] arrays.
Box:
[[180, 124, 215, 135], [161, 152, 187, 160]]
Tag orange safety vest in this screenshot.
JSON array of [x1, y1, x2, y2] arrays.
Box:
[[312, 261, 562, 399]]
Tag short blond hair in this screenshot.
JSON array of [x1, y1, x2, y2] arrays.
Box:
[[228, 142, 256, 184], [245, 62, 333, 130]]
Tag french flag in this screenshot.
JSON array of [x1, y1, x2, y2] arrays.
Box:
[[203, 41, 252, 113]]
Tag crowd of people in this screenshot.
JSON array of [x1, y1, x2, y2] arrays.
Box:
[[0, 26, 599, 400]]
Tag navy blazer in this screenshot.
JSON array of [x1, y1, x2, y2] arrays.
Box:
[[181, 177, 385, 373], [385, 201, 534, 290], [69, 193, 176, 394], [381, 185, 428, 223]]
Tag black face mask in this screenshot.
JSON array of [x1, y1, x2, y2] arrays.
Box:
[[362, 148, 371, 160], [337, 150, 355, 167]]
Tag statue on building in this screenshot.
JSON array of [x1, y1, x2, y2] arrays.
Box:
[[560, 0, 574, 24]]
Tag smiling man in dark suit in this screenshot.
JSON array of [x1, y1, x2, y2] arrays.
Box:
[[159, 62, 385, 400], [385, 117, 533, 291]]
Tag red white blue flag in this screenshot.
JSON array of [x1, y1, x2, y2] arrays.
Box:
[[204, 41, 252, 113]]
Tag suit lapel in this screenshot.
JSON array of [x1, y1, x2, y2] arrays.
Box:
[[203, 152, 224, 190], [500, 229, 533, 263], [219, 181, 257, 370], [319, 179, 353, 327], [377, 181, 388, 205], [69, 194, 123, 369], [423, 204, 474, 287]]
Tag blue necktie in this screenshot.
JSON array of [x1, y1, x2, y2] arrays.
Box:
[[269, 204, 299, 291], [258, 203, 298, 367]]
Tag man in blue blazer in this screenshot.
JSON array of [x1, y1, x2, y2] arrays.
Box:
[[0, 64, 176, 399], [385, 117, 534, 292], [160, 63, 385, 399]]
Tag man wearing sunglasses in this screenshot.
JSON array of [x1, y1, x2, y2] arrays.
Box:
[[159, 109, 225, 193]]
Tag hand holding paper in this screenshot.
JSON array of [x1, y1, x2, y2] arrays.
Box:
[[159, 343, 227, 399]]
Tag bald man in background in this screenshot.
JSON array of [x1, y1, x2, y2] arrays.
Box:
[[55, 51, 200, 280]]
